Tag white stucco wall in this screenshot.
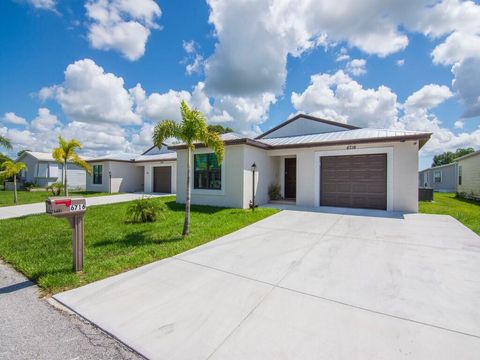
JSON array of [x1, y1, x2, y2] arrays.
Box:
[[269, 140, 420, 212], [138, 161, 176, 194], [176, 145, 246, 208], [242, 146, 278, 208], [86, 161, 143, 193]]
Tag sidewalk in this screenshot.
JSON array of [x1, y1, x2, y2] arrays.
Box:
[[0, 193, 169, 220], [0, 260, 143, 360]]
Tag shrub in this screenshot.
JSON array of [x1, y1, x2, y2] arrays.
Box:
[[47, 182, 64, 196], [126, 197, 166, 223], [24, 182, 35, 191], [268, 183, 282, 201]]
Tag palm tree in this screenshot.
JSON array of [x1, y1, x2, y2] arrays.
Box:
[[0, 161, 27, 204], [0, 135, 12, 150], [52, 136, 92, 196], [153, 100, 224, 235]]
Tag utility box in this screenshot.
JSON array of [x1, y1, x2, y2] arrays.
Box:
[[46, 197, 86, 217], [46, 197, 87, 272]]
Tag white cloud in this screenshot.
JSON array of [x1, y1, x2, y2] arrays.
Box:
[[291, 70, 398, 128], [1, 112, 28, 126], [85, 0, 161, 61], [431, 32, 480, 65], [454, 120, 464, 129], [345, 59, 367, 76], [452, 58, 480, 118], [396, 59, 405, 66], [30, 108, 58, 132], [182, 40, 204, 75], [40, 58, 141, 125], [26, 0, 56, 11], [403, 84, 452, 111]]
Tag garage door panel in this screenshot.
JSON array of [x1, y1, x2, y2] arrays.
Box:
[[320, 154, 387, 210]]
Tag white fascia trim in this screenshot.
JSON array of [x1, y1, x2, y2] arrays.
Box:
[[191, 147, 226, 196], [314, 147, 394, 211]]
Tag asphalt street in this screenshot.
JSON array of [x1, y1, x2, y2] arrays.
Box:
[[0, 260, 144, 360]]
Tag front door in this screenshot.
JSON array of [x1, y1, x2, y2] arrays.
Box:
[[284, 158, 296, 199]]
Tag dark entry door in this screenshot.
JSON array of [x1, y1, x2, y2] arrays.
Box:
[[320, 154, 387, 210], [284, 158, 296, 199], [153, 166, 172, 193]]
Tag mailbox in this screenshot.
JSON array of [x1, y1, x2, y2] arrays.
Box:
[[46, 197, 87, 272], [46, 197, 86, 217]]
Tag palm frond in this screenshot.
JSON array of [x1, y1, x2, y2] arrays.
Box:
[[0, 135, 12, 150], [52, 147, 65, 164], [71, 153, 92, 174], [202, 131, 225, 163], [153, 120, 180, 147]]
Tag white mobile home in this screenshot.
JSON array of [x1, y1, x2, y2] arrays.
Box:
[[171, 114, 431, 213]]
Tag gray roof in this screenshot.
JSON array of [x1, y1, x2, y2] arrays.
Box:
[[257, 128, 430, 147], [135, 152, 177, 162], [419, 162, 457, 172], [18, 151, 88, 162], [87, 153, 138, 162]]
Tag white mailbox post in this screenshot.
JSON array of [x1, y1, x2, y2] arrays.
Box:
[[46, 197, 87, 272]]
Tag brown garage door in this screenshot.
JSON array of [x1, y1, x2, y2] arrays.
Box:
[[320, 154, 387, 210], [153, 166, 172, 193]]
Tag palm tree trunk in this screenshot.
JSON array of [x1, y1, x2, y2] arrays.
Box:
[[183, 147, 192, 235], [64, 159, 68, 197], [13, 175, 17, 204]]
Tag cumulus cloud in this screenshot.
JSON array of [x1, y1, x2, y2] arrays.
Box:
[[431, 32, 480, 65], [30, 108, 59, 132], [452, 58, 480, 118], [454, 120, 464, 129], [345, 59, 367, 76], [403, 84, 453, 111], [1, 112, 28, 126], [85, 0, 161, 61], [40, 58, 141, 125], [182, 40, 204, 75], [291, 70, 398, 128]]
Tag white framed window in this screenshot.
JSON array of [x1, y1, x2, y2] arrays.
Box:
[[193, 153, 222, 190], [36, 163, 48, 178], [434, 170, 442, 183]]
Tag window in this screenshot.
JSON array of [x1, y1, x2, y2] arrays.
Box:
[[37, 163, 48, 178], [434, 170, 442, 183], [458, 165, 462, 185], [194, 153, 221, 190], [93, 165, 103, 185]]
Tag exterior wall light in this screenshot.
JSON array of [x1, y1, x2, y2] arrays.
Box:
[[249, 162, 258, 211]]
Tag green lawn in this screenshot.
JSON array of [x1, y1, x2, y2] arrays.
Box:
[[0, 190, 110, 207], [0, 196, 278, 294], [419, 192, 480, 235]]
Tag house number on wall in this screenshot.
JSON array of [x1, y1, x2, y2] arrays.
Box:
[[346, 145, 356, 150]]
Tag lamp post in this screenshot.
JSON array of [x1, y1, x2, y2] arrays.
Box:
[[108, 170, 112, 194], [250, 162, 257, 211]]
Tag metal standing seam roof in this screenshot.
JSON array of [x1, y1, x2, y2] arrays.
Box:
[[256, 128, 431, 147], [19, 151, 89, 162], [135, 152, 177, 162]]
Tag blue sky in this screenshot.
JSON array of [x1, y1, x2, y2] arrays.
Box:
[[1, 0, 479, 169]]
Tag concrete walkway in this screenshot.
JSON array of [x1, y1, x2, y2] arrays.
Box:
[[0, 260, 143, 360], [55, 209, 480, 360], [0, 193, 170, 220]]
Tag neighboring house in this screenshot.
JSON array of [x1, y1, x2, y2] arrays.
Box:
[[85, 144, 176, 194], [418, 163, 457, 192], [16, 151, 86, 189], [456, 150, 480, 199], [170, 114, 431, 213]]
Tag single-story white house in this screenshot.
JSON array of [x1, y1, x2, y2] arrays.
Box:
[[170, 114, 431, 213], [85, 144, 176, 194], [17, 151, 87, 189]]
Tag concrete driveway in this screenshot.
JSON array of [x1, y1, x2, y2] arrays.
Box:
[[54, 208, 480, 359]]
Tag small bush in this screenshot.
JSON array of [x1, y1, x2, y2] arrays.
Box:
[[268, 183, 282, 200], [24, 182, 35, 191], [47, 182, 64, 196], [126, 197, 166, 223]]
